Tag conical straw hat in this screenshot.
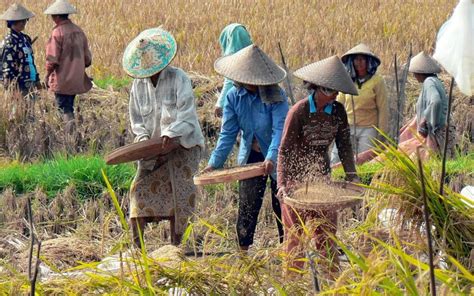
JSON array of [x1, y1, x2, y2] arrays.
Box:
[[44, 0, 77, 15], [122, 27, 177, 78], [214, 44, 286, 86], [294, 55, 358, 95], [341, 43, 381, 65], [409, 51, 442, 74], [0, 3, 35, 21]]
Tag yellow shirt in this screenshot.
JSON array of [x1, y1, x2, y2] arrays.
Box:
[[337, 74, 389, 133]]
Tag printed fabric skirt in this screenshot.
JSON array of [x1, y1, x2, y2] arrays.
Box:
[[129, 146, 201, 234]]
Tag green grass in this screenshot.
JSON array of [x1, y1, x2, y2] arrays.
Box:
[[93, 75, 132, 90], [0, 154, 135, 199], [0, 152, 471, 200], [332, 152, 474, 184]]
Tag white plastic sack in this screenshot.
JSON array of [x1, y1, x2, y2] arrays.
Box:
[[433, 0, 474, 96]]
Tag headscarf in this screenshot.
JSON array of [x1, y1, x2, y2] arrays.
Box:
[[219, 23, 252, 56], [216, 23, 254, 108], [343, 55, 380, 86]]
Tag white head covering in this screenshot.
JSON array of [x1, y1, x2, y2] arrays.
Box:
[[44, 0, 77, 15]]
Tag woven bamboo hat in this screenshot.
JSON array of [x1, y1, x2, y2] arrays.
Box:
[[341, 43, 381, 65], [409, 51, 442, 74], [294, 55, 358, 95], [214, 44, 286, 86], [0, 3, 35, 21], [44, 0, 77, 15], [122, 27, 177, 78]]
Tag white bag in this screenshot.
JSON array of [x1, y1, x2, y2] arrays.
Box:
[[433, 0, 474, 96]]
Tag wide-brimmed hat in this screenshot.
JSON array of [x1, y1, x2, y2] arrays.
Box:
[[0, 3, 35, 21], [294, 55, 358, 95], [341, 43, 381, 65], [214, 44, 286, 86], [409, 51, 442, 74], [44, 0, 77, 15], [122, 27, 177, 78]]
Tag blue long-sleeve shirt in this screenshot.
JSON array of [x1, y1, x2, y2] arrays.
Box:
[[208, 86, 289, 177]]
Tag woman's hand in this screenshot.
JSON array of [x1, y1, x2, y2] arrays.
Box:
[[263, 159, 274, 175], [276, 187, 288, 201], [277, 182, 297, 200], [214, 107, 223, 118], [418, 119, 429, 138], [202, 166, 214, 173], [162, 135, 171, 148]]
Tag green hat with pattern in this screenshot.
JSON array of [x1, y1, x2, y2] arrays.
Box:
[[122, 27, 177, 78]]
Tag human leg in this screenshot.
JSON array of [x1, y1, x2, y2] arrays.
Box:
[[55, 93, 76, 134], [356, 126, 378, 154], [281, 203, 306, 271], [169, 146, 201, 246], [237, 174, 267, 249], [311, 211, 339, 273], [131, 217, 148, 248]]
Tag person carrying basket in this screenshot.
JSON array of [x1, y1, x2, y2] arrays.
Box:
[[277, 55, 360, 273]]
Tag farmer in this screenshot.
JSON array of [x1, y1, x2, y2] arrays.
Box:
[[407, 51, 454, 156], [277, 55, 359, 272], [0, 4, 40, 97], [214, 23, 252, 118], [124, 27, 204, 247], [44, 0, 92, 132], [331, 44, 388, 163], [204, 44, 289, 251]]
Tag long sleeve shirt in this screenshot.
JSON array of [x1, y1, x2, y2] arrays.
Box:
[[129, 66, 205, 149], [277, 95, 356, 188], [216, 78, 234, 108], [415, 77, 448, 135], [337, 74, 388, 133], [0, 30, 39, 90], [208, 86, 289, 177], [46, 19, 92, 95]]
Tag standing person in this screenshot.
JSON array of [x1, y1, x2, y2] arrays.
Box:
[[408, 51, 453, 157], [331, 43, 388, 163], [44, 0, 92, 131], [123, 27, 205, 247], [214, 23, 252, 118], [277, 56, 359, 272], [204, 44, 289, 251], [0, 4, 40, 97]]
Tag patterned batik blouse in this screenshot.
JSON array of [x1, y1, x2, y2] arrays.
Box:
[[1, 30, 39, 90]]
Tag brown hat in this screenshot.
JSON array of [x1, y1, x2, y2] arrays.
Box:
[[409, 51, 442, 74], [44, 0, 77, 15], [214, 44, 286, 86], [0, 3, 35, 21], [294, 55, 358, 95], [341, 43, 381, 65]]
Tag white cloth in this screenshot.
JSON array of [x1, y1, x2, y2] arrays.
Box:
[[433, 0, 474, 96], [331, 126, 378, 164], [129, 66, 205, 149], [460, 186, 474, 208]]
